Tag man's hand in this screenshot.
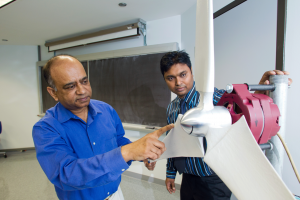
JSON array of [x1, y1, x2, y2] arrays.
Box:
[[121, 124, 174, 162], [143, 159, 156, 171], [165, 178, 176, 194], [255, 70, 293, 94]]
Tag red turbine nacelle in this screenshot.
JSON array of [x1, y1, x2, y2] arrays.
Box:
[[217, 84, 280, 144]]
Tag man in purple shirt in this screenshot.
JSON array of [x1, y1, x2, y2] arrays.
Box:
[[32, 55, 173, 200]]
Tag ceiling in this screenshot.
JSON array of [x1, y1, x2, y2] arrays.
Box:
[[0, 0, 234, 46]]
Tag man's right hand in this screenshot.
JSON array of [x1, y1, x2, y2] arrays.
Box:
[[121, 124, 174, 162], [165, 178, 176, 194], [144, 160, 156, 171]]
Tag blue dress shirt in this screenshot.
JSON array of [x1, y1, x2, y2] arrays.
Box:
[[33, 99, 132, 200]]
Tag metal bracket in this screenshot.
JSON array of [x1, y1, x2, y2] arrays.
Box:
[[259, 142, 273, 150], [138, 19, 147, 46]]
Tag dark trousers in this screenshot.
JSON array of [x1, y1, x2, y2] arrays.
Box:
[[180, 173, 231, 200]]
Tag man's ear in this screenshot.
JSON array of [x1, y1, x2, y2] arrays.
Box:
[[190, 67, 193, 74], [47, 87, 59, 101]]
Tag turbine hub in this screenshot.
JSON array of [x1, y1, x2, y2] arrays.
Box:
[[180, 106, 231, 137]]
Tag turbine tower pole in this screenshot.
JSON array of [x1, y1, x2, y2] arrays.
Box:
[[265, 0, 288, 177]]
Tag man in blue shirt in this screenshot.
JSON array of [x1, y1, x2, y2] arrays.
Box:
[[158, 51, 292, 200], [32, 55, 174, 200]]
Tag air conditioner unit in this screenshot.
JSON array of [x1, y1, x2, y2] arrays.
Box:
[[45, 20, 146, 52]]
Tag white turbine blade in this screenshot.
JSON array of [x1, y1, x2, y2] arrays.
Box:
[[153, 114, 204, 162], [205, 123, 231, 154], [204, 116, 294, 200], [181, 0, 220, 134], [195, 0, 215, 110]]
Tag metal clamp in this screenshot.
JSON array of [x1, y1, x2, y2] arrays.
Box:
[[138, 19, 147, 46]]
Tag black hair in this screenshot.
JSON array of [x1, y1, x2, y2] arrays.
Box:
[[160, 50, 192, 76]]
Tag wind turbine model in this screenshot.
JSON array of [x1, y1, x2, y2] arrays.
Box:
[[163, 0, 295, 199]]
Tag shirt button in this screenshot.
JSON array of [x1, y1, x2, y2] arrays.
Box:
[[122, 169, 125, 171], [107, 192, 109, 195], [93, 142, 96, 145]]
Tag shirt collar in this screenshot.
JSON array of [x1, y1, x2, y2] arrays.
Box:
[[177, 82, 197, 105], [88, 100, 102, 117], [56, 100, 102, 123]]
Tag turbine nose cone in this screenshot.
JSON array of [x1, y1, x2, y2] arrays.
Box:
[[181, 106, 232, 138], [180, 116, 195, 127], [180, 109, 209, 137], [180, 117, 194, 135]]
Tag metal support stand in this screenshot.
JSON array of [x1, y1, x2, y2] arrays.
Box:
[[265, 75, 289, 177]]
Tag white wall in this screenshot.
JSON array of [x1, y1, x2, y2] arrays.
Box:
[[40, 44, 54, 61], [282, 0, 300, 195], [181, 0, 299, 196], [147, 15, 181, 49], [181, 0, 255, 69], [214, 0, 277, 88], [182, 0, 277, 88], [181, 4, 197, 68], [0, 45, 39, 150]]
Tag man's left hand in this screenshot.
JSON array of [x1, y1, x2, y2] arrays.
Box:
[[255, 70, 293, 94], [143, 159, 156, 171]]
